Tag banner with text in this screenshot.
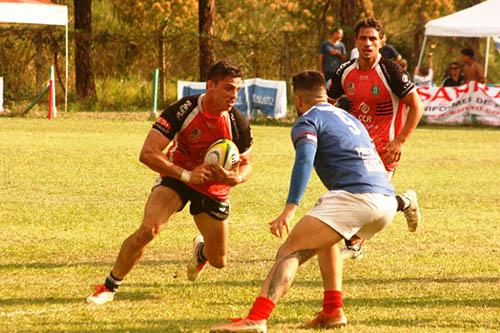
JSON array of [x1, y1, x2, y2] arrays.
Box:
[[417, 81, 500, 126], [177, 78, 287, 119]]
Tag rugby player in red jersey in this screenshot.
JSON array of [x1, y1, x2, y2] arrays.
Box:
[[327, 17, 423, 259], [86, 61, 253, 304]]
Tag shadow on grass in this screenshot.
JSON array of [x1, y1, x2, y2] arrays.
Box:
[[35, 318, 215, 333], [0, 259, 181, 271], [354, 318, 500, 331], [0, 291, 159, 307], [0, 258, 272, 271], [345, 275, 500, 285], [285, 296, 500, 309]]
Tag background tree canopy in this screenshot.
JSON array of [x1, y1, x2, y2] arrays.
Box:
[[0, 0, 498, 111]]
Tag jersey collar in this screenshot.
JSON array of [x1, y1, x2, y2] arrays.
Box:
[[199, 94, 227, 119], [355, 53, 382, 70]]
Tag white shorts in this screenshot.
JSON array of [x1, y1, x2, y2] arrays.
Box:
[[306, 190, 397, 241]]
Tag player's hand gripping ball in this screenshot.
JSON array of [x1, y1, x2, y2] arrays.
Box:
[[204, 139, 240, 171]]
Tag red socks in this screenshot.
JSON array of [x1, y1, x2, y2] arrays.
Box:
[[323, 290, 343, 314], [247, 297, 275, 321], [245, 292, 340, 321]]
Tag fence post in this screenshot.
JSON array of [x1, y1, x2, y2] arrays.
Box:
[[150, 68, 159, 120], [283, 31, 291, 102]]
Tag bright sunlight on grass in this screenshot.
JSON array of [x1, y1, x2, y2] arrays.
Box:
[[0, 116, 499, 332]]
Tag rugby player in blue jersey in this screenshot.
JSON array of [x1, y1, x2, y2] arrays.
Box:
[[210, 70, 398, 332]]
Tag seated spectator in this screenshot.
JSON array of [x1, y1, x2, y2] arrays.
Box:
[[461, 48, 485, 83], [442, 62, 465, 87], [413, 53, 433, 87]]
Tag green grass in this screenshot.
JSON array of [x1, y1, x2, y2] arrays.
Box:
[[0, 116, 499, 332]]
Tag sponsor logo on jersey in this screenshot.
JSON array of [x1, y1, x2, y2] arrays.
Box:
[[402, 74, 409, 83], [372, 85, 380, 96], [359, 75, 369, 80], [347, 82, 355, 95], [176, 100, 193, 119], [156, 117, 171, 130], [190, 128, 201, 142], [359, 102, 370, 114]]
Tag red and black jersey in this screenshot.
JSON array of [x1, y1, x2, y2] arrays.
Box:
[[327, 55, 415, 171], [152, 94, 253, 201]]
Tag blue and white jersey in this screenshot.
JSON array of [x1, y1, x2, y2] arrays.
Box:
[[291, 103, 394, 196]]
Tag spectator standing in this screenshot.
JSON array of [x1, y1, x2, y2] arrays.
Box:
[[413, 53, 434, 87], [318, 28, 347, 84], [461, 48, 485, 83], [350, 47, 359, 60], [442, 62, 465, 87], [380, 34, 402, 62]]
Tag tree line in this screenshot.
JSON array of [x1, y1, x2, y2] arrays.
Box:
[[1, 0, 496, 111]]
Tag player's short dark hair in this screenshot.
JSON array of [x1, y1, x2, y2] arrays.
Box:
[[461, 48, 474, 59], [207, 61, 243, 83], [449, 62, 460, 69], [354, 17, 384, 39], [292, 70, 326, 92], [332, 27, 343, 34]]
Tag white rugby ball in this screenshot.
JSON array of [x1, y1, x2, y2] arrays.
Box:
[[204, 139, 240, 170]]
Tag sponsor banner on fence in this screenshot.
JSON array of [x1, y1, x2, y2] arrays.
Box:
[[177, 78, 287, 119], [417, 81, 500, 126]]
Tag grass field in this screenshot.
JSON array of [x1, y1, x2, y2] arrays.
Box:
[[0, 115, 499, 332]]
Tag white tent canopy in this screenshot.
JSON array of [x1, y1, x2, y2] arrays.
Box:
[[425, 0, 500, 37], [418, 0, 500, 79], [0, 0, 68, 111]]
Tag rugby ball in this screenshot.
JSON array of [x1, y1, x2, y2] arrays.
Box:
[[204, 139, 240, 170]]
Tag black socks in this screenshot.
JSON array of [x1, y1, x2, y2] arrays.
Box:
[[104, 272, 123, 292]]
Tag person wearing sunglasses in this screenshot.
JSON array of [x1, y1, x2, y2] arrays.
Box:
[[442, 62, 465, 87]]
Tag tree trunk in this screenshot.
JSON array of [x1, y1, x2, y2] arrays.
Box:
[[35, 30, 44, 94], [199, 0, 215, 81], [339, 0, 373, 54], [74, 0, 96, 103], [157, 30, 165, 104]]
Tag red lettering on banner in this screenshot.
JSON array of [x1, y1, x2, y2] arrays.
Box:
[[473, 81, 489, 93], [417, 87, 432, 101], [431, 88, 452, 102], [494, 90, 500, 99], [453, 84, 469, 96]]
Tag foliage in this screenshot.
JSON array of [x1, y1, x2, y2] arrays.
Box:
[[0, 117, 499, 331], [0, 0, 499, 110]]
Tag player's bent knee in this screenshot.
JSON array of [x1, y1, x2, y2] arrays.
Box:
[[135, 224, 161, 244]]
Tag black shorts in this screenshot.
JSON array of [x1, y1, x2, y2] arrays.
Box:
[[155, 177, 230, 221]]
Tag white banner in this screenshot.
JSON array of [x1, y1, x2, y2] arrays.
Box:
[[417, 81, 500, 126], [177, 78, 287, 119], [0, 77, 3, 112]]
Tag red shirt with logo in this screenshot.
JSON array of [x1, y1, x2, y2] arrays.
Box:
[[328, 55, 415, 171], [152, 94, 253, 201]]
